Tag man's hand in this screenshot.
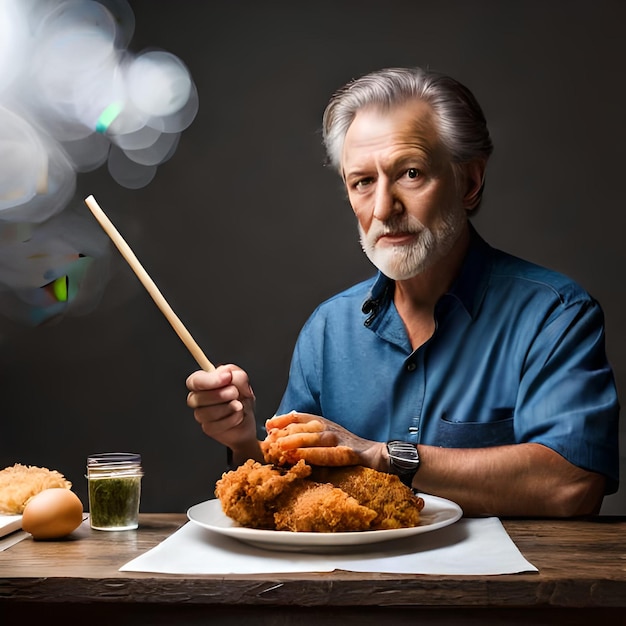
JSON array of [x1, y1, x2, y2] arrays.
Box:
[[186, 365, 262, 463], [264, 414, 606, 516], [263, 412, 387, 470]]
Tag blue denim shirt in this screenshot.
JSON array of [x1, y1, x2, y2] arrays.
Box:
[[276, 227, 620, 492]]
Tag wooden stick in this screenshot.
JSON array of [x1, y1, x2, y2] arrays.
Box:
[[84, 194, 215, 372]]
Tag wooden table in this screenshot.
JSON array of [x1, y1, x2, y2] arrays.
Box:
[[1, 514, 625, 625]]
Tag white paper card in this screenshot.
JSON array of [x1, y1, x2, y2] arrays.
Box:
[[0, 515, 22, 538]]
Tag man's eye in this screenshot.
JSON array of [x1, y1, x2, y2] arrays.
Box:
[[407, 168, 420, 179], [354, 178, 373, 190]]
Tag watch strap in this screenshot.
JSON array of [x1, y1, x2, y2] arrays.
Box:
[[387, 440, 420, 488]]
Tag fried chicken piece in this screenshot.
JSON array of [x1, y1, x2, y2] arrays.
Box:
[[214, 459, 312, 529], [273, 481, 377, 532], [215, 459, 377, 532], [311, 465, 425, 530], [215, 459, 424, 533]]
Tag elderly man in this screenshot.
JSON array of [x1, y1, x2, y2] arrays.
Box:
[[186, 67, 619, 517]]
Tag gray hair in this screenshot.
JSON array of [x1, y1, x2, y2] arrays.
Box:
[[322, 67, 493, 211]]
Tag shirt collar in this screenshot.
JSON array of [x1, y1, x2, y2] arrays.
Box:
[[446, 223, 492, 319], [361, 223, 493, 322]]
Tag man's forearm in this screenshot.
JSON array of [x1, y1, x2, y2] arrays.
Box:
[[414, 442, 605, 517]]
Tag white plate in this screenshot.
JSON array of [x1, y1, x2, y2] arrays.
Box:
[[0, 514, 22, 538], [187, 494, 462, 552]]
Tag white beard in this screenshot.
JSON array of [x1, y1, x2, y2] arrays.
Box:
[[358, 204, 466, 280]]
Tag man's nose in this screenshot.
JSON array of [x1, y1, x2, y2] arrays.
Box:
[[372, 183, 403, 221]]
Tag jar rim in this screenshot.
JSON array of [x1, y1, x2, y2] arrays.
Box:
[[87, 452, 141, 466]]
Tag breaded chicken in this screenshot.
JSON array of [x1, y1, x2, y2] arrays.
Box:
[[273, 481, 377, 532], [214, 459, 312, 529], [311, 465, 424, 529], [215, 458, 424, 532]]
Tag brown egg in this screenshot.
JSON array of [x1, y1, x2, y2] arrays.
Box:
[[22, 488, 84, 540]]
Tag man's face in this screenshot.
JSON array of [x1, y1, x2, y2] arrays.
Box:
[[341, 100, 468, 280]]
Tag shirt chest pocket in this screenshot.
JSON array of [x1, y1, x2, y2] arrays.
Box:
[[434, 409, 515, 448]]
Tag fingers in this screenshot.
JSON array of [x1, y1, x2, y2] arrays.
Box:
[[280, 446, 361, 466], [264, 417, 340, 451], [262, 411, 379, 468], [265, 419, 324, 439], [270, 430, 338, 450], [186, 365, 254, 409], [186, 366, 233, 393], [265, 411, 320, 431], [263, 413, 359, 466], [196, 411, 240, 440], [186, 364, 256, 443]]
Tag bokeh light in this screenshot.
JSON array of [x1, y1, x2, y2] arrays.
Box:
[[0, 0, 198, 325]]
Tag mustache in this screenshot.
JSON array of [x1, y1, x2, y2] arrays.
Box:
[[370, 217, 424, 241]]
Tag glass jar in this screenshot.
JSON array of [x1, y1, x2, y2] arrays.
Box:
[[86, 452, 143, 531]]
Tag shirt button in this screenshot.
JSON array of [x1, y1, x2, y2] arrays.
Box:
[[406, 362, 417, 372]]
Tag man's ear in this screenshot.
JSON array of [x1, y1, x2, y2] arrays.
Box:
[[462, 159, 487, 211]]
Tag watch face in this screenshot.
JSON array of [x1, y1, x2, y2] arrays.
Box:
[[387, 440, 419, 471]]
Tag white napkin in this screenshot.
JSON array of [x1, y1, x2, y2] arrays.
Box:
[[120, 516, 537, 575]]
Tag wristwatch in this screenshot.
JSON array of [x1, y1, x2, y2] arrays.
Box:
[[386, 440, 420, 488]]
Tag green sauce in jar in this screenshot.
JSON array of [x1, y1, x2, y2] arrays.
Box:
[[88, 476, 141, 530], [87, 453, 143, 531]]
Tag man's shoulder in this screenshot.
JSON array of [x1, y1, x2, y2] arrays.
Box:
[[489, 247, 593, 305]]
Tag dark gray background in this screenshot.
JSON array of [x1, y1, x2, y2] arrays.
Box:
[[1, 0, 624, 514]]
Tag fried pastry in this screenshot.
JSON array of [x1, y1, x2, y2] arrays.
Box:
[[0, 463, 72, 514]]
